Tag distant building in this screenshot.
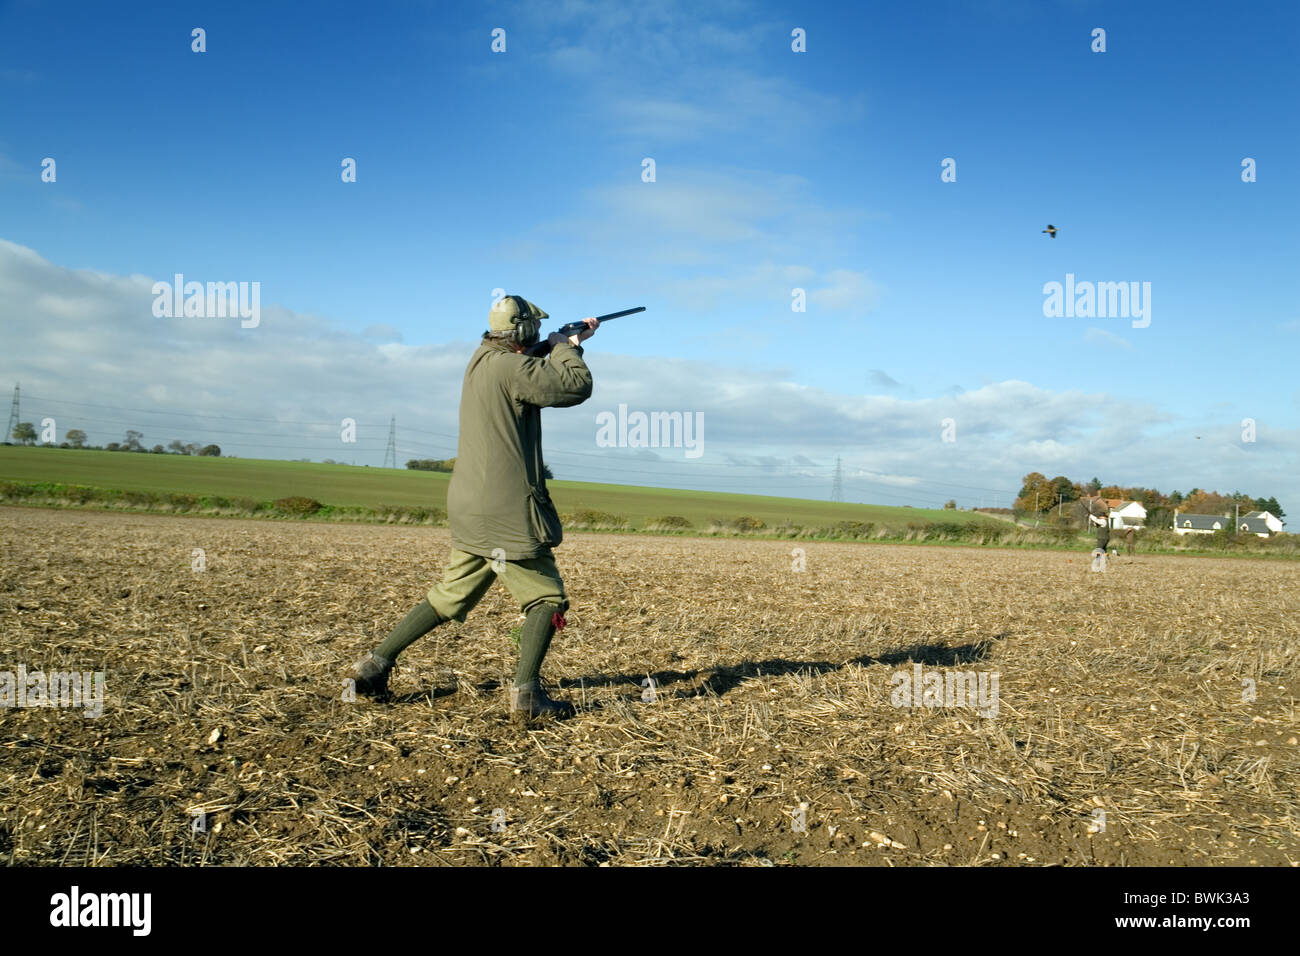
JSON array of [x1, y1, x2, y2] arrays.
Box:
[[1084, 496, 1147, 528], [1241, 510, 1284, 534], [1109, 501, 1147, 529], [1173, 511, 1227, 535]]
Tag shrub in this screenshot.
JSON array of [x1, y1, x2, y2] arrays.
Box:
[[923, 521, 968, 538], [404, 506, 446, 524], [65, 485, 100, 504], [645, 515, 693, 531], [829, 520, 875, 539], [373, 504, 448, 525], [706, 516, 766, 534], [563, 509, 629, 530], [274, 496, 323, 516], [0, 481, 36, 499]]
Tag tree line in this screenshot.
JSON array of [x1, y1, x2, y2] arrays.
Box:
[[405, 457, 457, 472], [406, 457, 553, 479], [1013, 472, 1285, 528], [7, 423, 220, 457]]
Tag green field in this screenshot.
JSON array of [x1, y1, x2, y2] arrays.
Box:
[[0, 445, 993, 530]]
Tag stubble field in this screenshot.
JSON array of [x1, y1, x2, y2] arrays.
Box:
[[1, 507, 1297, 866]]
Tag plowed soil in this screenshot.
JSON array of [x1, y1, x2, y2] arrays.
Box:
[[2, 507, 1296, 866]]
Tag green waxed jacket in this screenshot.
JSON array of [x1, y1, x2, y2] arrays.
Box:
[[447, 337, 593, 560]]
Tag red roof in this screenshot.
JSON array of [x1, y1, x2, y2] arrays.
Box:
[[1085, 496, 1129, 510]]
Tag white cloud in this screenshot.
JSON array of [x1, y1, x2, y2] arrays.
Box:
[[515, 0, 862, 144], [547, 45, 602, 73], [0, 239, 469, 460], [2, 238, 1295, 509], [809, 269, 882, 315], [523, 167, 883, 322], [362, 323, 403, 343], [1084, 327, 1134, 350], [607, 72, 862, 143]]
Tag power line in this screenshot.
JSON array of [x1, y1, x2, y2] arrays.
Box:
[[383, 415, 397, 469], [19, 393, 1015, 496], [4, 383, 18, 443], [22, 393, 353, 428], [17, 392, 1021, 504]]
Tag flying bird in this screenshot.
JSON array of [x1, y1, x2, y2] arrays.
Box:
[[1042, 224, 1058, 238]]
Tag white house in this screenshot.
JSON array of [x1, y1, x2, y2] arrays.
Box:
[[1108, 501, 1147, 529], [1238, 511, 1284, 537], [1086, 497, 1148, 528], [1173, 511, 1227, 535]]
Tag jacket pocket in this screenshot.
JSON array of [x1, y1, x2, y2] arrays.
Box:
[[527, 488, 563, 548]]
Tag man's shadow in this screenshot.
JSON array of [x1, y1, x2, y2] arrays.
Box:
[[447, 632, 1009, 709]]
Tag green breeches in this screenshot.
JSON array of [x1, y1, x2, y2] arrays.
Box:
[[426, 548, 568, 621]]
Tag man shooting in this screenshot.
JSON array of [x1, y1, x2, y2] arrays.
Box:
[[1085, 498, 1110, 553], [346, 295, 598, 721]]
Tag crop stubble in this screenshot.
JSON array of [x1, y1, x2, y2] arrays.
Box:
[[1, 507, 1297, 866]]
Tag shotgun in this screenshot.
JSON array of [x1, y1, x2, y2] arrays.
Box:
[[525, 306, 646, 357]]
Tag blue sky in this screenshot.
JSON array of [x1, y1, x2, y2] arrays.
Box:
[[1, 0, 1297, 511]]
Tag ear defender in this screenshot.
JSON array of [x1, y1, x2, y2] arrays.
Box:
[[511, 296, 540, 346], [487, 295, 544, 346]]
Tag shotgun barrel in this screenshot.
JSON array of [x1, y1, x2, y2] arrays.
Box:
[[526, 307, 646, 356]]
